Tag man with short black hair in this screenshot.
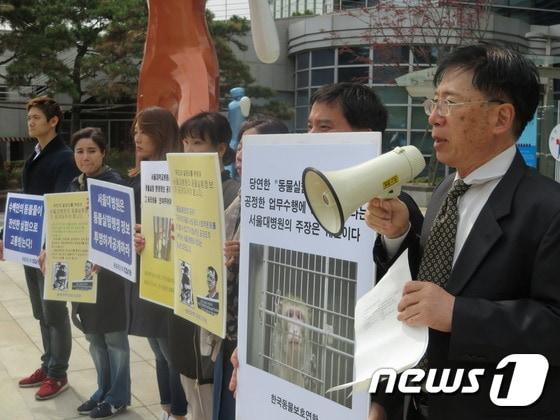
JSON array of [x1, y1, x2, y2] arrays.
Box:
[[308, 82, 424, 275], [0, 96, 78, 400], [228, 83, 424, 407], [368, 44, 560, 419], [308, 82, 388, 133]]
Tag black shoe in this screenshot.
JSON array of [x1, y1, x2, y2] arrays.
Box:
[[89, 402, 126, 418], [77, 399, 98, 415]]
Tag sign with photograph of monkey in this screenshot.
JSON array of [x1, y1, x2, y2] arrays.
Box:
[[246, 243, 357, 405], [268, 295, 316, 389], [237, 133, 380, 420]]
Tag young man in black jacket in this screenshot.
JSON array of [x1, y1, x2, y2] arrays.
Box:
[[0, 96, 79, 400]]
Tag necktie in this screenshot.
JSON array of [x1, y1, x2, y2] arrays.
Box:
[[417, 179, 471, 286], [415, 179, 470, 373]]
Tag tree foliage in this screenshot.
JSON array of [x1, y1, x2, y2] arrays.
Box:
[[0, 0, 146, 132], [0, 2, 291, 132], [334, 0, 491, 66]]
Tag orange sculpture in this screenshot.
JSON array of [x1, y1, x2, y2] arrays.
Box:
[[136, 0, 219, 125]]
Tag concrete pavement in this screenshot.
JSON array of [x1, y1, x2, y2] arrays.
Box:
[[0, 259, 169, 420]]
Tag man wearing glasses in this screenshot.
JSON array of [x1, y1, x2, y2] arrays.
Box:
[[367, 45, 560, 419]]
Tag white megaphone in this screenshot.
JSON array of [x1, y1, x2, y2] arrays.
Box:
[[303, 145, 425, 236]]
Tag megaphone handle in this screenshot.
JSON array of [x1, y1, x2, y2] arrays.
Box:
[[381, 185, 402, 200]]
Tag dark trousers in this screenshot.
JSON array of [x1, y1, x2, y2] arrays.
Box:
[[148, 336, 188, 416], [212, 339, 236, 420], [24, 266, 72, 379]]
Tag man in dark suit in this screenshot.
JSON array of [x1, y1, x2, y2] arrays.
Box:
[[0, 97, 79, 400], [228, 82, 425, 401], [366, 45, 560, 419]]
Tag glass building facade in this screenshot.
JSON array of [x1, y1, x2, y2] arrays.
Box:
[[284, 1, 560, 179], [293, 45, 450, 176], [271, 0, 378, 18], [272, 0, 560, 22]]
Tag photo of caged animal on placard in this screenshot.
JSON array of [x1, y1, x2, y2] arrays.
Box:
[[246, 243, 357, 409]]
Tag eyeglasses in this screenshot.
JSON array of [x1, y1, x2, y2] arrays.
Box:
[[423, 98, 504, 117]]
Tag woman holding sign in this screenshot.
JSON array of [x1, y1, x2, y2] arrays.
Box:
[[215, 119, 288, 420], [128, 107, 188, 420], [167, 112, 239, 420], [40, 127, 130, 418], [68, 127, 130, 418]]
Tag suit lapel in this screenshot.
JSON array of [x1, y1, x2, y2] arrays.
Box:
[[446, 152, 526, 295]]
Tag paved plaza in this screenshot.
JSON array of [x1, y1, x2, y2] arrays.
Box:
[[0, 259, 170, 420]]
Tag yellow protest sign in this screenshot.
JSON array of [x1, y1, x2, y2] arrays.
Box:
[[167, 153, 226, 338], [140, 161, 174, 308], [44, 192, 97, 303]]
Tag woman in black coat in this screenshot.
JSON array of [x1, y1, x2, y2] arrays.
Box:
[[167, 112, 240, 420], [128, 107, 188, 420], [69, 127, 130, 418]]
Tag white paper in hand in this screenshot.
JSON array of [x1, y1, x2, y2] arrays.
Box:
[[328, 249, 428, 393]]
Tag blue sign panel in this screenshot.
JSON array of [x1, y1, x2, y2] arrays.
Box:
[[90, 183, 133, 265], [3, 194, 44, 267]]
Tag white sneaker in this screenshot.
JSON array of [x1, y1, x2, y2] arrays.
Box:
[[160, 412, 170, 420]]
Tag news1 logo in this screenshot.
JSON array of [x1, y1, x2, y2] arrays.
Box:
[[369, 354, 549, 407]]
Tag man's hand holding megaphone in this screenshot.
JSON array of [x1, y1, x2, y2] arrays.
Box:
[[366, 194, 455, 334], [365, 197, 410, 239]]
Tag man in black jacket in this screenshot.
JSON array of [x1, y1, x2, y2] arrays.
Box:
[[367, 45, 560, 420], [229, 83, 425, 410], [0, 96, 79, 400]]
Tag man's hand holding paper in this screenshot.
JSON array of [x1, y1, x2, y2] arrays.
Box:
[[328, 250, 428, 393], [397, 280, 455, 332]]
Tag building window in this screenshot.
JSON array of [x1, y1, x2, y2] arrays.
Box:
[[338, 46, 370, 66], [297, 51, 310, 70], [311, 68, 334, 86], [312, 49, 334, 67], [338, 66, 369, 83], [374, 86, 409, 105], [0, 85, 8, 101], [371, 66, 409, 84], [293, 44, 441, 157], [296, 70, 309, 88]]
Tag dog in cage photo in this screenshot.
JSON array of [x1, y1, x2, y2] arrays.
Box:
[[246, 242, 357, 409]]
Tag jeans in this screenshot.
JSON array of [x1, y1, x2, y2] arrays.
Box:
[[213, 339, 236, 420], [148, 337, 188, 416], [86, 331, 131, 406], [24, 266, 72, 379]]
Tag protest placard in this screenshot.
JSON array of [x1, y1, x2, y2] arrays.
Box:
[[167, 153, 226, 337], [237, 133, 379, 420], [139, 161, 174, 308], [2, 193, 45, 268], [44, 191, 97, 302], [88, 178, 136, 282]]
